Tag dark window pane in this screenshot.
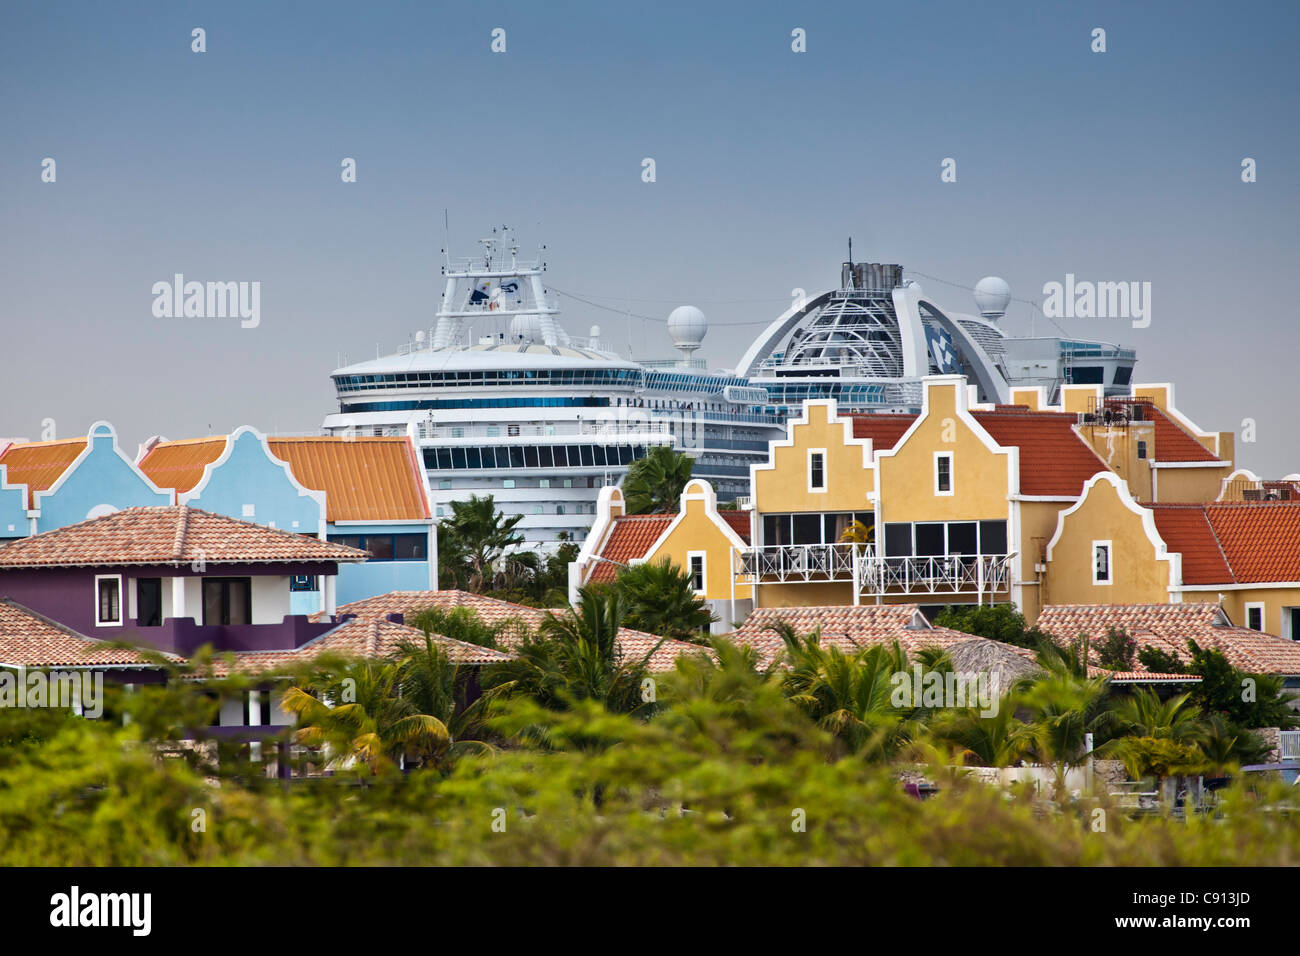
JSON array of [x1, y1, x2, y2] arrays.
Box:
[[915, 523, 945, 556], [948, 522, 977, 556], [979, 521, 1008, 555], [367, 535, 395, 560], [137, 577, 162, 626], [792, 513, 821, 545], [885, 523, 912, 557], [393, 534, 427, 560]]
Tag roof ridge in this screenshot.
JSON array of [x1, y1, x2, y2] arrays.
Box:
[[173, 504, 190, 561], [1198, 506, 1238, 585]]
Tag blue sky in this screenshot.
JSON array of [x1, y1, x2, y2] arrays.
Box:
[[2, 0, 1297, 473]]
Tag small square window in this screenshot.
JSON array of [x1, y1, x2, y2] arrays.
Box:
[[1093, 542, 1111, 585], [808, 450, 826, 492], [95, 575, 122, 626], [1245, 604, 1265, 631], [1136, 440, 1147, 460], [688, 554, 706, 592], [487, 426, 500, 438], [935, 453, 953, 495], [439, 479, 452, 489], [451, 427, 464, 438], [503, 479, 515, 489], [508, 424, 520, 436], [539, 479, 550, 488]]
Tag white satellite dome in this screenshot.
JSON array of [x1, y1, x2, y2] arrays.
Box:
[[667, 305, 708, 348], [510, 313, 545, 341], [974, 276, 1012, 319]]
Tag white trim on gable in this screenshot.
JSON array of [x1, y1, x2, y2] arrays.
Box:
[[178, 426, 328, 539], [1217, 468, 1261, 502], [1044, 471, 1182, 595], [641, 478, 750, 560], [750, 399, 877, 508], [1133, 382, 1222, 458], [33, 422, 174, 515]]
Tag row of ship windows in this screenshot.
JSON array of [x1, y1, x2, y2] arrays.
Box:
[[434, 502, 598, 517], [422, 444, 650, 471], [335, 370, 645, 391], [341, 397, 611, 413]]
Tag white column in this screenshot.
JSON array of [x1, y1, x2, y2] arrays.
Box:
[[172, 576, 187, 622], [323, 574, 337, 617]]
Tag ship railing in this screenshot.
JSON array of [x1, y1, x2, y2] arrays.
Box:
[[857, 553, 1014, 598], [734, 543, 861, 583], [578, 421, 670, 437]]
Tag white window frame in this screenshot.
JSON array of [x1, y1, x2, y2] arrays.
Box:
[[1091, 540, 1112, 586], [687, 551, 707, 594], [934, 451, 954, 497], [94, 574, 124, 627], [1282, 606, 1300, 640], [1244, 602, 1266, 632], [807, 449, 827, 493]]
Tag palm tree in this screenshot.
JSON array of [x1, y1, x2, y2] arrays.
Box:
[[280, 657, 451, 775], [928, 697, 1030, 768], [613, 559, 714, 644], [484, 585, 663, 716], [623, 445, 693, 514], [439, 494, 525, 591], [772, 622, 918, 760], [393, 631, 497, 761], [1018, 669, 1113, 801], [403, 604, 529, 650], [1109, 688, 1202, 744]]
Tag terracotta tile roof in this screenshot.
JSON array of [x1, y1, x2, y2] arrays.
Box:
[[0, 438, 87, 508], [850, 413, 917, 451], [210, 617, 513, 675], [134, 437, 225, 494], [1204, 502, 1300, 583], [732, 604, 973, 666], [266, 437, 429, 522], [139, 435, 430, 522], [1149, 501, 1300, 585], [0, 506, 368, 568], [589, 514, 674, 583], [322, 589, 702, 672], [1146, 406, 1220, 463], [324, 589, 552, 629], [1150, 505, 1235, 584], [720, 510, 753, 542], [850, 409, 1107, 496], [0, 599, 167, 667], [972, 410, 1108, 496], [1036, 603, 1300, 675]]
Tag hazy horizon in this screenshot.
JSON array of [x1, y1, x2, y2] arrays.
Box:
[[3, 0, 1297, 475]]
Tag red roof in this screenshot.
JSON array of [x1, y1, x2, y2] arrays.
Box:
[[850, 409, 1105, 497], [1149, 501, 1300, 585], [972, 410, 1108, 497], [1105, 400, 1220, 463], [0, 599, 168, 667], [720, 510, 752, 542], [589, 514, 674, 583], [850, 414, 916, 451]]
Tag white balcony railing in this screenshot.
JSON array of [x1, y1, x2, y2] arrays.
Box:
[[1280, 731, 1300, 761], [735, 543, 862, 583], [858, 553, 1014, 597]]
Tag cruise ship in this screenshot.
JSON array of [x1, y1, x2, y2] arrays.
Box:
[[737, 260, 1137, 415], [322, 230, 1136, 549], [322, 228, 784, 547]]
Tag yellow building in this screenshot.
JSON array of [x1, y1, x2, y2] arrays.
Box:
[[569, 478, 753, 631], [741, 376, 1111, 621], [1044, 471, 1300, 638]]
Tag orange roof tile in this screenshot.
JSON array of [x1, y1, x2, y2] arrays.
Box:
[[135, 437, 225, 493], [0, 439, 87, 508], [589, 514, 674, 583], [1150, 505, 1235, 584], [0, 506, 368, 568], [850, 413, 916, 450], [139, 435, 431, 523], [1148, 501, 1300, 585], [0, 599, 168, 667], [267, 437, 429, 522], [973, 410, 1108, 497], [1036, 603, 1300, 675]]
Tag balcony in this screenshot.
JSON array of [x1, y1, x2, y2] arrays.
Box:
[[735, 543, 860, 583], [859, 553, 1014, 598]]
